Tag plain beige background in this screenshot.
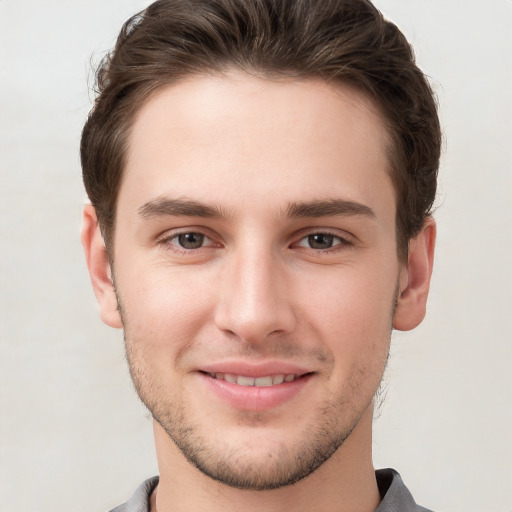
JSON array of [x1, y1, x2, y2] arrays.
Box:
[[1, 1, 511, 511]]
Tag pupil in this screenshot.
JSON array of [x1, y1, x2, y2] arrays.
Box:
[[308, 234, 333, 249], [178, 233, 204, 249]]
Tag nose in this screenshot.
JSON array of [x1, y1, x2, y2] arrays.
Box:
[[214, 247, 297, 344]]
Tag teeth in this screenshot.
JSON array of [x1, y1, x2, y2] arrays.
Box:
[[210, 373, 297, 386], [237, 375, 255, 386], [254, 376, 273, 387], [272, 374, 284, 385]]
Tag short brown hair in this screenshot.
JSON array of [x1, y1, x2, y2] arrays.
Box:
[[81, 0, 441, 261]]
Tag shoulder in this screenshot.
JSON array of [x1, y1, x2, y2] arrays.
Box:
[[375, 468, 436, 512], [109, 476, 159, 512], [109, 471, 434, 512]]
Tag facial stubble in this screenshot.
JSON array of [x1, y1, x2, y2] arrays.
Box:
[[117, 288, 395, 491]]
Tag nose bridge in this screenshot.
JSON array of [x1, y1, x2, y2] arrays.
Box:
[[214, 240, 296, 343]]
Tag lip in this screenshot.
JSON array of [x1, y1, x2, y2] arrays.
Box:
[[200, 361, 311, 378], [197, 361, 314, 412]]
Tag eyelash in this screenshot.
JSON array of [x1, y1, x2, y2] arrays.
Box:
[[293, 231, 353, 253], [157, 229, 353, 254], [158, 230, 219, 254]]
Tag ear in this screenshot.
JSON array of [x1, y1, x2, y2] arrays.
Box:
[[393, 217, 436, 331], [81, 204, 122, 329]]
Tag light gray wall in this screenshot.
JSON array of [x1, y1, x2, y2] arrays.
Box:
[[1, 1, 510, 511]]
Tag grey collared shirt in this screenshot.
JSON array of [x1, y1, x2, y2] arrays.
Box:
[[110, 468, 434, 512]]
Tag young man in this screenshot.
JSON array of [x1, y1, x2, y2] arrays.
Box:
[[81, 1, 440, 511]]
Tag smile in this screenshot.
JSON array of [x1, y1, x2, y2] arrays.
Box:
[[208, 373, 298, 387], [200, 369, 312, 411]]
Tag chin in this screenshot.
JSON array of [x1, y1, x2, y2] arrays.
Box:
[[151, 399, 358, 491]]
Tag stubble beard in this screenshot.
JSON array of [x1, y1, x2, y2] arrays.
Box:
[[117, 290, 394, 491], [155, 393, 357, 490], [125, 343, 364, 491]]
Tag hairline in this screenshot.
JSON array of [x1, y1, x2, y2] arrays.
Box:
[[103, 68, 408, 263]]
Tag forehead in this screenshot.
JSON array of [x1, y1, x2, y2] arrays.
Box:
[[120, 71, 394, 219]]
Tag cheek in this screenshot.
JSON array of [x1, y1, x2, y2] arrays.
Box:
[[305, 264, 396, 331], [117, 263, 216, 354], [299, 266, 396, 372]]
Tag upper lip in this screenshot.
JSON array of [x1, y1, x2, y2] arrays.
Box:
[[198, 361, 312, 378]]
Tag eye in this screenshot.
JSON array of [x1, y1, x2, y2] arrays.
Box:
[[156, 228, 222, 260], [297, 232, 347, 250], [169, 232, 212, 250]]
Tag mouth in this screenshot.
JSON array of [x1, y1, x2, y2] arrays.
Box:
[[198, 367, 313, 411], [206, 372, 300, 387]]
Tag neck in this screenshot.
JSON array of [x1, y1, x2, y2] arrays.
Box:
[[151, 407, 380, 512]]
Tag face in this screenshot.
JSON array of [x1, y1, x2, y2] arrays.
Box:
[[107, 72, 405, 489]]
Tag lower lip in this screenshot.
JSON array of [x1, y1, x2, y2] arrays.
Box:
[[199, 373, 312, 412]]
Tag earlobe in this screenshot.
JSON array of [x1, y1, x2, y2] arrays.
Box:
[[81, 204, 123, 329], [393, 217, 436, 331]]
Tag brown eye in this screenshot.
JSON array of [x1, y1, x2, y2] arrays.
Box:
[[296, 232, 349, 251], [177, 232, 205, 249], [307, 233, 335, 249]]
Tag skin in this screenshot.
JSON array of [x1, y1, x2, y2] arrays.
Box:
[[82, 71, 435, 512]]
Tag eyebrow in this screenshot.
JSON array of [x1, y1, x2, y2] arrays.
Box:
[[138, 197, 375, 220], [285, 199, 375, 219], [138, 197, 225, 219]]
